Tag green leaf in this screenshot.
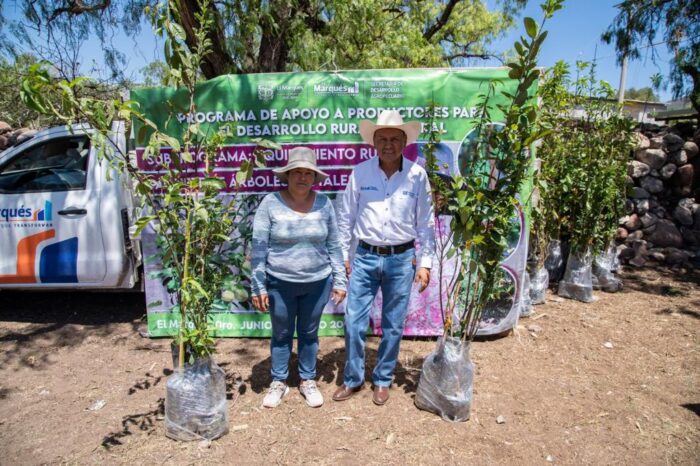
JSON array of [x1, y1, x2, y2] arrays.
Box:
[[201, 177, 226, 191], [251, 138, 281, 150], [195, 206, 209, 222], [133, 215, 156, 237], [181, 151, 194, 163], [524, 17, 538, 39], [186, 278, 210, 300]]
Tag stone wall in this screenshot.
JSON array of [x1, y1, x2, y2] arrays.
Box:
[[617, 123, 700, 267], [0, 121, 38, 151]]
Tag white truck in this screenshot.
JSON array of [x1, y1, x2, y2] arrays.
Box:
[[0, 123, 142, 289]]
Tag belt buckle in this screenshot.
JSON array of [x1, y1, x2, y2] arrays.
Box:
[[377, 246, 389, 255]]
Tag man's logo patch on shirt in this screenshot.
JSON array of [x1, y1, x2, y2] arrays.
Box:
[[361, 186, 379, 191], [402, 190, 417, 198]]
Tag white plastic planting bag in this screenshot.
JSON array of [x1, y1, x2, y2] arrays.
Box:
[[415, 336, 474, 422], [165, 357, 229, 441], [557, 249, 594, 303]]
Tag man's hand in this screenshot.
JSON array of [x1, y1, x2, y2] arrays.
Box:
[[415, 267, 430, 293], [331, 288, 347, 305], [344, 260, 352, 278], [251, 294, 269, 312]]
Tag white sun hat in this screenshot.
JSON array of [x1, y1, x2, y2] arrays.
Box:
[[273, 146, 329, 183], [359, 110, 422, 146]]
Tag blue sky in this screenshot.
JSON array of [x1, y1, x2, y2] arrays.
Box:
[[4, 0, 676, 101], [485, 0, 674, 100]]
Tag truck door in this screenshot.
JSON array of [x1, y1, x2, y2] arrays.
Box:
[[0, 133, 107, 286]]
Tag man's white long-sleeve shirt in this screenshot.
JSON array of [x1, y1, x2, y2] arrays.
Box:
[[337, 156, 436, 268]]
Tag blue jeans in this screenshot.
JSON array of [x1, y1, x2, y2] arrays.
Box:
[[267, 274, 332, 381], [343, 245, 416, 388]]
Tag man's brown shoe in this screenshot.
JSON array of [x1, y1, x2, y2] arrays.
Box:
[[372, 386, 389, 405], [332, 384, 362, 401]]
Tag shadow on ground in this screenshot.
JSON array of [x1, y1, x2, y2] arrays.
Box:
[[244, 346, 422, 395], [621, 267, 700, 296], [0, 291, 146, 370], [101, 363, 245, 449], [101, 397, 165, 449]]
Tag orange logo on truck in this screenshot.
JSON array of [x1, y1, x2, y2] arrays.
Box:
[[0, 229, 55, 283]]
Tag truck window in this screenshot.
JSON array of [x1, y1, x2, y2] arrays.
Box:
[[0, 136, 90, 194]]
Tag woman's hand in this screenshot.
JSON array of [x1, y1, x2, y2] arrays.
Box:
[[252, 294, 269, 312], [331, 288, 347, 305]]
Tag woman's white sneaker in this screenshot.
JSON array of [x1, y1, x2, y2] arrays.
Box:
[[262, 381, 289, 408], [299, 380, 324, 407]]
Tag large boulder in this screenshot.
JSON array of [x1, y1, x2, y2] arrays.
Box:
[[640, 212, 658, 228], [630, 187, 650, 199], [673, 205, 694, 226], [635, 148, 666, 170], [649, 136, 665, 149], [629, 240, 648, 267], [625, 229, 644, 243], [681, 226, 700, 246], [678, 198, 695, 210], [624, 213, 642, 231], [618, 244, 634, 261], [635, 198, 649, 215], [0, 121, 10, 134], [663, 133, 685, 152], [647, 219, 683, 248], [647, 249, 666, 262], [650, 206, 667, 218], [683, 141, 698, 160], [628, 160, 650, 178], [665, 248, 690, 265], [672, 164, 694, 196], [615, 227, 629, 241], [634, 132, 650, 150], [660, 163, 677, 179], [15, 129, 37, 145], [7, 128, 29, 146], [668, 149, 688, 166], [639, 175, 664, 194]]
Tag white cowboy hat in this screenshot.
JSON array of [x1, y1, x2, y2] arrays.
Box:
[[273, 146, 329, 183], [359, 110, 421, 146]]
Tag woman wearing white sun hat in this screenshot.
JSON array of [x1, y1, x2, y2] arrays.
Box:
[[251, 146, 347, 409]]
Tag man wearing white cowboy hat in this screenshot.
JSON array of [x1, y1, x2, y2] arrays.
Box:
[[334, 110, 435, 405]]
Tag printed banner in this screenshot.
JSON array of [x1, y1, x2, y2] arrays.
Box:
[[131, 68, 533, 337]]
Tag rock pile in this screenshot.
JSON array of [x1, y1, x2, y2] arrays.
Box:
[[617, 123, 700, 267], [0, 121, 38, 151]]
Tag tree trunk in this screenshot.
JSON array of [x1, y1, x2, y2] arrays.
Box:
[[176, 0, 236, 78], [256, 0, 295, 73]]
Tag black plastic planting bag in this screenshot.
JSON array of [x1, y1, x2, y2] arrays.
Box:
[[165, 357, 229, 441], [415, 337, 474, 422]]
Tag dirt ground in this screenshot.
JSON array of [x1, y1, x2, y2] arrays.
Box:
[[0, 267, 698, 465]]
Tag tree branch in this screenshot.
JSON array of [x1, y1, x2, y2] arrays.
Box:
[[49, 0, 112, 22], [446, 52, 504, 64], [424, 0, 461, 41]]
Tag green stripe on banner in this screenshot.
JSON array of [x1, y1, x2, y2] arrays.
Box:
[[148, 312, 350, 337]]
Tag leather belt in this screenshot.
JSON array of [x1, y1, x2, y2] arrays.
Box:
[[359, 240, 414, 256]]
